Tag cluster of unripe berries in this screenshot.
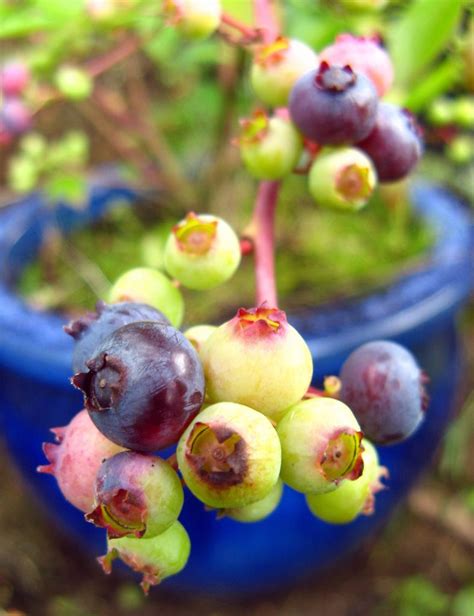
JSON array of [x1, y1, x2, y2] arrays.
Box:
[[39, 213, 427, 592], [0, 61, 32, 147]]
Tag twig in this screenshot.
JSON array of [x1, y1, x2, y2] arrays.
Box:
[[124, 56, 195, 208], [86, 35, 140, 77], [32, 34, 141, 115], [76, 101, 161, 188], [219, 12, 261, 45]]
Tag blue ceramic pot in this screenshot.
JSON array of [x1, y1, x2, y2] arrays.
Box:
[[0, 180, 472, 596]]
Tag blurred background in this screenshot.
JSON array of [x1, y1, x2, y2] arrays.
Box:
[[0, 0, 473, 614]]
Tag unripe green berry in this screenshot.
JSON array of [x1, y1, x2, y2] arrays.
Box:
[[184, 324, 218, 357], [308, 147, 376, 211], [446, 136, 474, 165], [177, 402, 281, 509], [277, 397, 364, 494], [201, 306, 313, 422], [305, 439, 388, 524], [428, 98, 455, 126], [251, 37, 318, 108], [164, 0, 221, 40], [99, 521, 190, 594], [164, 213, 241, 290], [239, 111, 303, 180], [86, 451, 184, 539], [224, 479, 283, 523], [108, 267, 184, 327], [453, 97, 474, 129], [55, 66, 93, 100]]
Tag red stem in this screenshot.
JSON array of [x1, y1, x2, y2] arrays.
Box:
[[86, 35, 141, 77], [253, 0, 279, 43], [221, 12, 258, 39], [253, 181, 280, 307]]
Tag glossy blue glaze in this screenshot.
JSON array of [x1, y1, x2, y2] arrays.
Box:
[[0, 181, 472, 595]]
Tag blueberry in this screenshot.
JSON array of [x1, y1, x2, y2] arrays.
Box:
[[356, 103, 422, 182], [339, 340, 428, 444], [289, 62, 379, 145], [72, 321, 205, 452], [65, 301, 170, 373]]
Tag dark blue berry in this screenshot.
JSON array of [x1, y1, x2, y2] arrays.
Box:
[[65, 301, 170, 373], [289, 62, 379, 145], [339, 340, 428, 445], [72, 321, 205, 452], [356, 102, 422, 182]]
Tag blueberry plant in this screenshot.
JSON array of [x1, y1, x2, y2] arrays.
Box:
[[21, 0, 440, 594]]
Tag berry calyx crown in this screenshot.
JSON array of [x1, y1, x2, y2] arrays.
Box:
[[315, 62, 356, 92], [336, 163, 373, 203], [234, 305, 287, 337], [173, 212, 218, 255], [237, 110, 270, 145], [255, 36, 290, 66]]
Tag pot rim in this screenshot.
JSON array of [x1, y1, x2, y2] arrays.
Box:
[[0, 179, 472, 385]]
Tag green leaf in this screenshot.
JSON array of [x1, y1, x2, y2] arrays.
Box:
[[45, 173, 86, 205], [403, 56, 462, 112], [388, 0, 464, 86], [0, 11, 51, 38]]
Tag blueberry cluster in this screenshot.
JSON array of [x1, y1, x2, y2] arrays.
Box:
[[240, 33, 423, 210], [36, 6, 428, 595], [39, 213, 427, 592]]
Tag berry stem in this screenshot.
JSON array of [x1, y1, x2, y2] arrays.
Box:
[[220, 13, 259, 40], [253, 0, 279, 43], [253, 180, 280, 307]]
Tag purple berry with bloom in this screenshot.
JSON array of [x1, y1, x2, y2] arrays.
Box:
[[289, 62, 378, 145], [72, 321, 205, 452], [339, 340, 428, 444]]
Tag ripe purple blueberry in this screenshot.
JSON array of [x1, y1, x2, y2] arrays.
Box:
[[65, 301, 170, 373], [339, 340, 428, 444], [356, 103, 423, 182], [37, 409, 124, 512], [72, 321, 205, 452], [320, 34, 393, 97], [289, 62, 379, 146], [86, 451, 183, 539]]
